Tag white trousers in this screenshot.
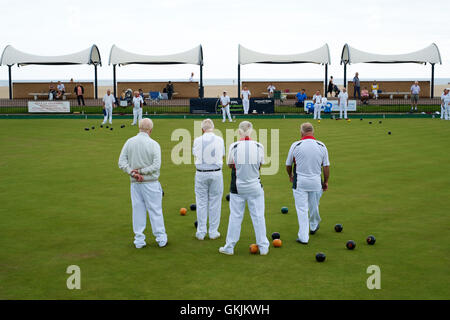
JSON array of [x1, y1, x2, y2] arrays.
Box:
[[223, 189, 270, 254], [441, 105, 445, 119], [132, 108, 143, 125], [314, 104, 321, 119], [130, 181, 167, 247], [195, 171, 223, 238], [222, 106, 232, 122], [339, 105, 348, 119], [103, 106, 113, 124], [444, 105, 450, 120], [243, 99, 250, 114], [293, 189, 322, 243]]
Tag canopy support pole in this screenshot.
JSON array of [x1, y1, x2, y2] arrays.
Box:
[[113, 65, 117, 99], [237, 64, 241, 98], [431, 63, 435, 98], [343, 62, 347, 88], [324, 64, 328, 95], [199, 64, 204, 98], [94, 64, 98, 99], [8, 65, 12, 100]]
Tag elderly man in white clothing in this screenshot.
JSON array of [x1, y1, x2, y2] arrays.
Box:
[[241, 86, 251, 115], [220, 91, 233, 123], [193, 119, 225, 240], [131, 91, 144, 126], [312, 91, 322, 120], [443, 89, 450, 121], [118, 118, 168, 249], [338, 87, 349, 119], [102, 89, 116, 125], [286, 122, 330, 244], [441, 88, 449, 120], [219, 121, 270, 256]]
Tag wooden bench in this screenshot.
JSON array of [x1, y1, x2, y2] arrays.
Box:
[[28, 92, 72, 100]]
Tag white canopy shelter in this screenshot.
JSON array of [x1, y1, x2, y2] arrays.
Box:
[[237, 44, 331, 96], [108, 45, 204, 97], [0, 45, 101, 99], [340, 43, 442, 96]]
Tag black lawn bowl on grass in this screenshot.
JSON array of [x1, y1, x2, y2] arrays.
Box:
[[281, 207, 288, 214], [316, 253, 326, 262], [346, 240, 356, 250], [110, 127, 113, 131], [369, 121, 372, 124], [226, 194, 230, 201], [334, 224, 343, 232], [194, 220, 198, 228], [91, 126, 95, 130], [271, 232, 281, 240], [367, 235, 376, 245], [388, 131, 392, 135], [121, 125, 125, 128], [190, 204, 196, 211], [100, 124, 103, 128]]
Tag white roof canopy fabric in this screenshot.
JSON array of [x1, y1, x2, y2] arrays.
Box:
[[109, 45, 203, 66], [0, 45, 101, 66], [341, 43, 442, 65], [238, 44, 331, 65]]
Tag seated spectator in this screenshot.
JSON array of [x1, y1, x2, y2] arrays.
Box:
[[48, 82, 56, 100], [371, 81, 379, 99], [74, 83, 85, 106], [56, 81, 65, 100], [295, 89, 307, 108], [189, 72, 194, 82], [267, 83, 276, 98], [361, 87, 370, 104]]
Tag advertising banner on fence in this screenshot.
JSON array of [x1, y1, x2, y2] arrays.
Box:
[[28, 101, 70, 113], [304, 100, 357, 112]]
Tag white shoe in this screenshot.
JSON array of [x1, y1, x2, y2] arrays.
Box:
[[219, 247, 233, 255], [158, 240, 168, 248], [209, 233, 220, 240], [196, 235, 205, 241], [222, 120, 226, 123], [259, 249, 269, 256], [135, 243, 146, 249], [101, 122, 106, 125]]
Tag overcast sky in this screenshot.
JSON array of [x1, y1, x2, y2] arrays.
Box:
[[0, 0, 449, 82]]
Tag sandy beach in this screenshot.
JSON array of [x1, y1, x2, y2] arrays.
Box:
[[0, 84, 447, 99]]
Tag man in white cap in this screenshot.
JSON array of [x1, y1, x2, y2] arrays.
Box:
[[102, 89, 116, 125], [220, 91, 233, 123], [286, 122, 330, 244], [241, 86, 251, 115], [118, 118, 168, 249], [192, 119, 225, 240], [219, 121, 270, 256], [131, 91, 144, 125], [312, 90, 322, 120], [338, 87, 349, 119]]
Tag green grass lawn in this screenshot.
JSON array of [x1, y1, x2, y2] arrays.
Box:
[[0, 118, 449, 300]]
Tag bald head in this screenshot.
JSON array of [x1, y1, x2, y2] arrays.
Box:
[[301, 122, 314, 137], [238, 121, 253, 138], [139, 118, 153, 134]]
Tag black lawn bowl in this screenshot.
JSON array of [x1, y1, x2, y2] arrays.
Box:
[[388, 131, 392, 135], [226, 194, 230, 201], [121, 125, 125, 128], [346, 240, 356, 250], [334, 224, 343, 232], [100, 125, 103, 128], [91, 126, 95, 130], [366, 235, 376, 245], [84, 128, 89, 131], [360, 118, 363, 121], [369, 122, 372, 124], [379, 121, 382, 124], [190, 204, 196, 211], [110, 127, 113, 131], [316, 253, 326, 262], [271, 232, 281, 240], [106, 125, 109, 128], [281, 207, 288, 214], [194, 220, 198, 228]]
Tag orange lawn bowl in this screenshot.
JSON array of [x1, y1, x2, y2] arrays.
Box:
[[273, 239, 282, 247], [180, 208, 187, 216], [249, 244, 259, 254]]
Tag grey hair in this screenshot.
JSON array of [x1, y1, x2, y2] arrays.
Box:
[[201, 118, 214, 132], [238, 121, 253, 137], [301, 122, 314, 135]]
